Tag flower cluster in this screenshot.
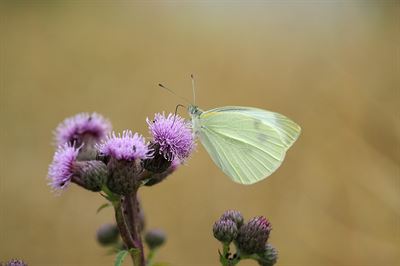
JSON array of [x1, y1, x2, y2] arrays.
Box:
[[47, 112, 194, 195], [213, 210, 278, 266]]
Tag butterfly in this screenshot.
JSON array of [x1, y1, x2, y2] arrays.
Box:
[[160, 77, 301, 185], [188, 105, 301, 184]]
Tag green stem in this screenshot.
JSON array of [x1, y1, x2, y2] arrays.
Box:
[[146, 249, 157, 266]]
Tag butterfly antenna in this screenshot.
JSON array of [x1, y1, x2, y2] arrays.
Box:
[[159, 83, 190, 104], [191, 74, 196, 105], [172, 104, 186, 127]]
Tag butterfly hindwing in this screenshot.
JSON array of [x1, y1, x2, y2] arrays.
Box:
[[197, 110, 288, 184]]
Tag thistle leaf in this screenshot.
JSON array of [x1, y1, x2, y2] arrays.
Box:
[[96, 202, 111, 214], [114, 250, 129, 266]]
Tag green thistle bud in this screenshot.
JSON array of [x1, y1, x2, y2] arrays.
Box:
[[221, 210, 244, 228], [213, 219, 238, 243], [236, 216, 271, 254], [96, 224, 119, 246], [257, 244, 278, 266], [145, 229, 166, 250], [73, 160, 108, 192], [107, 158, 141, 195]]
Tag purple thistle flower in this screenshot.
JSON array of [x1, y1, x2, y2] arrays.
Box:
[[147, 113, 194, 161], [96, 130, 151, 161], [54, 112, 111, 146], [48, 143, 79, 191]]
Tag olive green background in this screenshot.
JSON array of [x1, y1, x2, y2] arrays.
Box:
[[0, 1, 399, 266]]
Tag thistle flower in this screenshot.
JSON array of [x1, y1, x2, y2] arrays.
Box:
[[96, 224, 120, 246], [5, 259, 28, 266], [48, 143, 79, 191], [257, 244, 278, 266], [213, 219, 238, 243], [48, 144, 108, 192], [144, 113, 194, 172], [54, 112, 111, 146], [97, 130, 151, 195], [145, 229, 166, 250], [96, 130, 151, 161], [236, 216, 272, 254], [221, 210, 244, 228]]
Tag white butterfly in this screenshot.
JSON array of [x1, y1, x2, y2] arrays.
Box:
[[161, 77, 301, 185], [188, 105, 301, 184]]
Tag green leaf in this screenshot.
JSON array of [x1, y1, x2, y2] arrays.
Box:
[[114, 250, 129, 266], [101, 185, 121, 203], [96, 202, 111, 214]]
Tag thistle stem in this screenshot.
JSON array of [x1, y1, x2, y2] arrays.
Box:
[[123, 190, 145, 266], [146, 249, 157, 266], [113, 200, 136, 264]]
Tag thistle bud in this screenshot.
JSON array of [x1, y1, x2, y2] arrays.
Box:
[[213, 219, 238, 243], [221, 210, 244, 228], [257, 244, 278, 266], [145, 229, 166, 250], [72, 160, 108, 192], [106, 158, 140, 195], [236, 216, 271, 254], [5, 259, 28, 266], [96, 224, 119, 246]]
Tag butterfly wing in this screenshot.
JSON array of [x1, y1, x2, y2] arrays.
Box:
[[208, 106, 301, 148], [196, 106, 301, 184]]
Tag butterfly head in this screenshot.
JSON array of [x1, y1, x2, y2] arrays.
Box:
[[188, 105, 203, 117]]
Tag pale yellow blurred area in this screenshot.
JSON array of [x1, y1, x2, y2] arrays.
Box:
[[0, 1, 399, 266]]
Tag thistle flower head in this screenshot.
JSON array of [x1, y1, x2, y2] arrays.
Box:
[[54, 112, 111, 146], [236, 216, 272, 254], [221, 210, 244, 228], [48, 143, 79, 191], [147, 113, 194, 161], [213, 219, 238, 243], [96, 130, 151, 161]]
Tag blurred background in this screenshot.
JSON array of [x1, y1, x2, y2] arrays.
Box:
[[0, 1, 399, 266]]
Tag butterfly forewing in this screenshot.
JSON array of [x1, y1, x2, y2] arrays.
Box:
[[208, 106, 301, 148]]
